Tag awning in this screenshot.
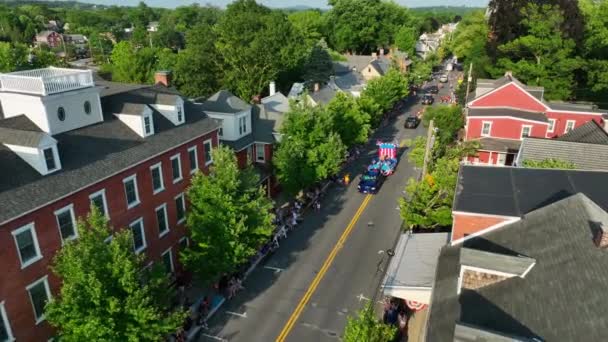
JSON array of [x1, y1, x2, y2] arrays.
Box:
[[381, 232, 449, 304]]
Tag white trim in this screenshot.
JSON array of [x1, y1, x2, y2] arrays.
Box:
[[42, 146, 61, 174], [451, 217, 521, 245], [156, 203, 170, 238], [175, 193, 186, 225], [170, 153, 183, 183], [565, 120, 576, 134], [468, 115, 549, 125], [142, 114, 154, 137], [203, 139, 213, 166], [520, 125, 532, 139], [0, 301, 15, 341], [12, 223, 43, 269], [451, 211, 520, 219], [123, 174, 140, 209], [149, 162, 165, 195], [129, 218, 147, 254], [89, 189, 109, 218], [547, 118, 556, 133], [456, 267, 464, 295], [468, 81, 550, 111], [26, 275, 52, 325], [54, 204, 78, 243], [187, 146, 198, 174], [481, 121, 492, 137], [161, 247, 174, 273], [521, 261, 536, 278]]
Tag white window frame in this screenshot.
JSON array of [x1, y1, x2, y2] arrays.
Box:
[[255, 143, 265, 163], [0, 301, 14, 341], [481, 121, 492, 137], [203, 139, 213, 166], [547, 118, 556, 133], [89, 189, 109, 217], [188, 146, 198, 174], [129, 218, 147, 254], [161, 247, 174, 273], [175, 193, 186, 225], [520, 125, 532, 139], [12, 223, 43, 269], [170, 154, 183, 184], [26, 275, 52, 325], [565, 120, 576, 134], [156, 204, 170, 238], [123, 174, 140, 209], [54, 204, 78, 244], [149, 162, 165, 195], [143, 114, 154, 136]]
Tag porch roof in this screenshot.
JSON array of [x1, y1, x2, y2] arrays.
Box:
[[474, 137, 521, 153]]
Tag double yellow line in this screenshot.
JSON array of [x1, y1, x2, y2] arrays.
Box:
[[275, 194, 373, 342]]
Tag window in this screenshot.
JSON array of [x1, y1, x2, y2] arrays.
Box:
[[12, 223, 42, 268], [481, 121, 492, 136], [123, 175, 140, 209], [179, 236, 189, 250], [57, 107, 65, 121], [150, 163, 164, 194], [188, 146, 198, 173], [547, 119, 556, 133], [143, 116, 152, 135], [43, 147, 57, 172], [239, 117, 243, 135], [89, 189, 108, 217], [161, 248, 174, 273], [0, 301, 14, 341], [130, 218, 146, 253], [565, 120, 576, 133], [55, 205, 77, 243], [177, 106, 183, 123], [84, 101, 91, 114], [175, 193, 186, 224], [255, 143, 265, 162], [26, 276, 51, 324], [218, 126, 223, 137], [521, 125, 532, 138], [203, 139, 213, 165], [156, 204, 169, 237], [171, 154, 182, 183]]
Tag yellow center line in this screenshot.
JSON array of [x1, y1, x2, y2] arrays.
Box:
[[275, 194, 373, 342]]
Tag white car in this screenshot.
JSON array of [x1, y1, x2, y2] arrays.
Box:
[[439, 74, 449, 83]]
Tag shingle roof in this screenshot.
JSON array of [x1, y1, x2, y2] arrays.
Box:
[[308, 86, 337, 106], [545, 101, 606, 113], [453, 165, 608, 217], [427, 193, 608, 342], [557, 120, 608, 145], [253, 92, 289, 143], [369, 58, 390, 75], [221, 134, 254, 152], [0, 89, 220, 224], [460, 247, 535, 276], [0, 115, 49, 147], [474, 137, 521, 153], [334, 71, 365, 93], [343, 55, 373, 73], [518, 138, 608, 171], [467, 107, 547, 122], [200, 90, 250, 114]]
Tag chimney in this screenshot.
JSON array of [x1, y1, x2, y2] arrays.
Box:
[[372, 52, 378, 60], [594, 222, 608, 248], [269, 81, 276, 96], [314, 83, 320, 92], [504, 70, 513, 79], [155, 70, 171, 87]]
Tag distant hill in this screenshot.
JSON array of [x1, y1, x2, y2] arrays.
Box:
[[0, 0, 103, 9], [410, 6, 485, 13]]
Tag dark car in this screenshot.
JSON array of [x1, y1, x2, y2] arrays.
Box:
[[421, 94, 434, 105], [425, 85, 439, 94], [404, 116, 420, 128], [358, 170, 385, 194]]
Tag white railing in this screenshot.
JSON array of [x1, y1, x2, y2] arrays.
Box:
[[0, 68, 93, 96]]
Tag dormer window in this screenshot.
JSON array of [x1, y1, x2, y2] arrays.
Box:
[[143, 115, 152, 136], [43, 147, 57, 172]]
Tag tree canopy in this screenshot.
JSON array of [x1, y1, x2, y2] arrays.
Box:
[[521, 158, 576, 169], [342, 302, 396, 342]]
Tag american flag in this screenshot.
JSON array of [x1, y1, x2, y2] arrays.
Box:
[[378, 143, 397, 159]]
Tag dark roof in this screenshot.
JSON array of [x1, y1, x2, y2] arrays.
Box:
[[96, 79, 162, 98], [0, 90, 220, 224], [343, 55, 373, 73], [333, 62, 351, 75], [369, 58, 390, 75], [334, 71, 365, 93], [475, 137, 521, 153], [545, 101, 606, 113], [557, 120, 608, 145], [427, 193, 608, 342], [518, 138, 608, 171], [460, 247, 535, 275], [200, 90, 250, 114], [253, 93, 289, 144], [221, 134, 254, 152], [467, 107, 547, 122], [308, 86, 337, 106], [0, 115, 48, 147], [453, 165, 608, 217]]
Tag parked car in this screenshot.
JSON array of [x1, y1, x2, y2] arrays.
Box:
[[421, 94, 434, 105], [404, 116, 421, 129], [358, 169, 385, 194], [439, 74, 449, 83], [425, 85, 439, 94]]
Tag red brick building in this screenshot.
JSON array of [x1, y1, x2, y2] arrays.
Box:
[[0, 68, 220, 341], [465, 73, 606, 165], [34, 31, 62, 48]]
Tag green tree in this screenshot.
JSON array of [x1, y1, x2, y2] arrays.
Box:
[[303, 39, 334, 85], [326, 92, 371, 147], [421, 105, 464, 152], [0, 42, 29, 72], [108, 41, 166, 84], [182, 146, 274, 283], [360, 68, 409, 127], [343, 303, 396, 342], [288, 10, 326, 46], [45, 207, 184, 341], [395, 26, 418, 56], [448, 10, 491, 77], [580, 0, 608, 94], [522, 158, 576, 169]]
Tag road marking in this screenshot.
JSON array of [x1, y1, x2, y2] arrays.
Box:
[[226, 311, 247, 318], [357, 294, 370, 302], [264, 266, 284, 273], [275, 194, 373, 342], [200, 333, 228, 342]]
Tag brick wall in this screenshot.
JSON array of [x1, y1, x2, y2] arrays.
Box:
[[461, 269, 508, 290]]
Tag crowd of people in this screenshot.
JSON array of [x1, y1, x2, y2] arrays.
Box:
[[383, 297, 411, 342]]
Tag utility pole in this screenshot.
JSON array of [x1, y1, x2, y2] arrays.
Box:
[[464, 62, 473, 117], [421, 119, 435, 178]]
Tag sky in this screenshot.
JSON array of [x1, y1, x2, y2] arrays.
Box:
[[67, 0, 489, 9]]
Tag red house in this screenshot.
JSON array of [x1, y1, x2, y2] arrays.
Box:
[[35, 31, 62, 48], [465, 73, 606, 165], [0, 68, 220, 341]]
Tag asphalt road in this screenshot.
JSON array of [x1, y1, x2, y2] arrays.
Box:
[[199, 77, 454, 342]]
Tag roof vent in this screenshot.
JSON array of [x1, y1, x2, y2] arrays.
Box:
[[504, 70, 513, 79], [593, 222, 608, 248]]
